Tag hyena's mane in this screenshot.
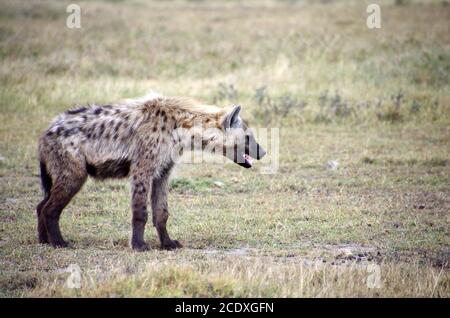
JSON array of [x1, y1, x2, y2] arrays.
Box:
[[135, 94, 226, 130]]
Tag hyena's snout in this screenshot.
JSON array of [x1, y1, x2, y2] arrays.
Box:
[[240, 142, 266, 169], [255, 144, 266, 160], [248, 139, 266, 161]]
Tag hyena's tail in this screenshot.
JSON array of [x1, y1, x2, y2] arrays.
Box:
[[39, 161, 52, 199]]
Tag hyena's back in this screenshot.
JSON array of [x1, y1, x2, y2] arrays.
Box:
[[39, 103, 144, 183]]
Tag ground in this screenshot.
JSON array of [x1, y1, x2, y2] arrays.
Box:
[[0, 0, 449, 297]]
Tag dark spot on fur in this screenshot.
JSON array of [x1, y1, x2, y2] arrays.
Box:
[[115, 121, 122, 132], [66, 107, 87, 115], [46, 131, 54, 137], [63, 128, 78, 137], [159, 161, 174, 178], [99, 123, 105, 134], [155, 109, 160, 116], [94, 108, 102, 115], [86, 159, 131, 179]]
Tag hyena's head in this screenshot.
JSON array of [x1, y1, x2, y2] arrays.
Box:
[[200, 105, 266, 168]]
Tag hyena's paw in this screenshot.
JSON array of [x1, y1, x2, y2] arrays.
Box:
[[161, 239, 183, 251], [38, 234, 50, 244], [50, 239, 69, 248], [132, 241, 150, 252]]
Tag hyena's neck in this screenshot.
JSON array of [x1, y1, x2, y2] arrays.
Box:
[[140, 96, 225, 142]]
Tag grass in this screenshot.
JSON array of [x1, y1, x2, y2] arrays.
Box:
[[0, 0, 449, 297]]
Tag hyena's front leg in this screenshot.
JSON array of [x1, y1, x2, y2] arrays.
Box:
[[152, 168, 182, 250], [130, 167, 153, 252]]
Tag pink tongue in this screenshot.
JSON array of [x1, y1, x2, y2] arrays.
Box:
[[244, 154, 253, 165]]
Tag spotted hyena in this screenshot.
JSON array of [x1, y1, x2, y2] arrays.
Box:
[[37, 93, 266, 251]]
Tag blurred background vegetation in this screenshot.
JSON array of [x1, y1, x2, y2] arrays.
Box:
[[0, 0, 448, 128]]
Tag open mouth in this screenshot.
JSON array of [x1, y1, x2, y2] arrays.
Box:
[[238, 153, 254, 168]]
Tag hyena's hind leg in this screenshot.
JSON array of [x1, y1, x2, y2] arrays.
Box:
[[36, 199, 50, 244], [39, 158, 87, 248], [151, 164, 182, 250], [37, 161, 53, 244]]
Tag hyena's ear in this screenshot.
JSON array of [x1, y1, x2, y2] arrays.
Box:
[[223, 105, 242, 129]]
